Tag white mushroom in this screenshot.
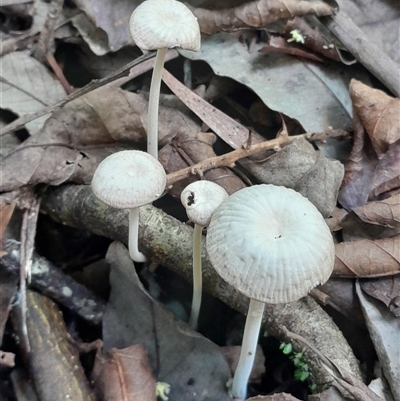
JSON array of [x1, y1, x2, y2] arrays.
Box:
[[206, 184, 335, 400], [129, 0, 201, 159], [92, 150, 166, 263], [181, 180, 228, 330]]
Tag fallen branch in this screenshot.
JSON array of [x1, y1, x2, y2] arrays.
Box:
[[41, 183, 362, 390]]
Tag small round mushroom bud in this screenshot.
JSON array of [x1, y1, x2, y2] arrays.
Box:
[[181, 181, 228, 330], [206, 184, 335, 400], [92, 150, 166, 263], [129, 0, 201, 160]]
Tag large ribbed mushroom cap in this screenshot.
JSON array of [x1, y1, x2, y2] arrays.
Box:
[[181, 180, 229, 227], [129, 0, 201, 51], [91, 150, 166, 209], [206, 184, 335, 304]]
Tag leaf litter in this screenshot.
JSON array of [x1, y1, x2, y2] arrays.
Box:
[[1, 1, 400, 400]]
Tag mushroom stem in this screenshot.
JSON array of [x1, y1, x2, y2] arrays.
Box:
[[188, 223, 203, 330], [231, 298, 265, 400], [128, 208, 147, 263], [147, 46, 168, 159]]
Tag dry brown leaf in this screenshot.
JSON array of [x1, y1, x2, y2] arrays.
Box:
[[103, 242, 232, 401], [338, 98, 379, 210], [92, 345, 156, 401], [369, 139, 400, 198], [317, 278, 365, 328], [285, 17, 343, 63], [0, 87, 204, 192], [189, 0, 334, 35], [164, 131, 246, 196], [0, 87, 147, 192], [360, 275, 400, 317], [350, 79, 400, 157], [353, 194, 400, 229], [162, 68, 265, 150], [338, 80, 400, 210], [333, 236, 400, 277]]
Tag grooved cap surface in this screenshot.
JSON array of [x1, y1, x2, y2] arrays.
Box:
[[206, 184, 335, 303], [92, 150, 166, 209], [129, 0, 201, 51], [181, 181, 229, 227]]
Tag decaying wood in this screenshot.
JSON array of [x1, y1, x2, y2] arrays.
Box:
[[40, 184, 362, 390], [25, 290, 97, 401]]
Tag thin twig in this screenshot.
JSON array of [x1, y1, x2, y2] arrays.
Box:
[[166, 130, 349, 187]]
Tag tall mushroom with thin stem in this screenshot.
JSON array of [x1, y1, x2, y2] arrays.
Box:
[[206, 184, 335, 400], [129, 0, 201, 159], [181, 180, 228, 330], [91, 150, 166, 263]]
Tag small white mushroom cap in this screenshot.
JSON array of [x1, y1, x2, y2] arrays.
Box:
[[91, 150, 166, 208], [181, 181, 229, 227], [129, 0, 201, 51], [206, 184, 335, 304]]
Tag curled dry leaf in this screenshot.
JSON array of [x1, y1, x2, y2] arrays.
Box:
[[285, 17, 343, 63], [353, 194, 400, 229], [349, 79, 400, 158], [338, 107, 378, 210], [188, 0, 334, 35], [333, 236, 400, 277], [361, 275, 400, 317], [72, 0, 135, 52], [336, 79, 400, 210], [92, 345, 156, 401], [160, 130, 245, 198], [369, 139, 400, 198]]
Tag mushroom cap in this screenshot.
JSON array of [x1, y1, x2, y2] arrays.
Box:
[[129, 0, 201, 51], [92, 150, 166, 209], [181, 181, 229, 227], [206, 184, 335, 304]]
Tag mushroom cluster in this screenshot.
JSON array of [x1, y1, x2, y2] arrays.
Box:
[[206, 184, 335, 400], [181, 180, 228, 329], [129, 0, 201, 159]]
